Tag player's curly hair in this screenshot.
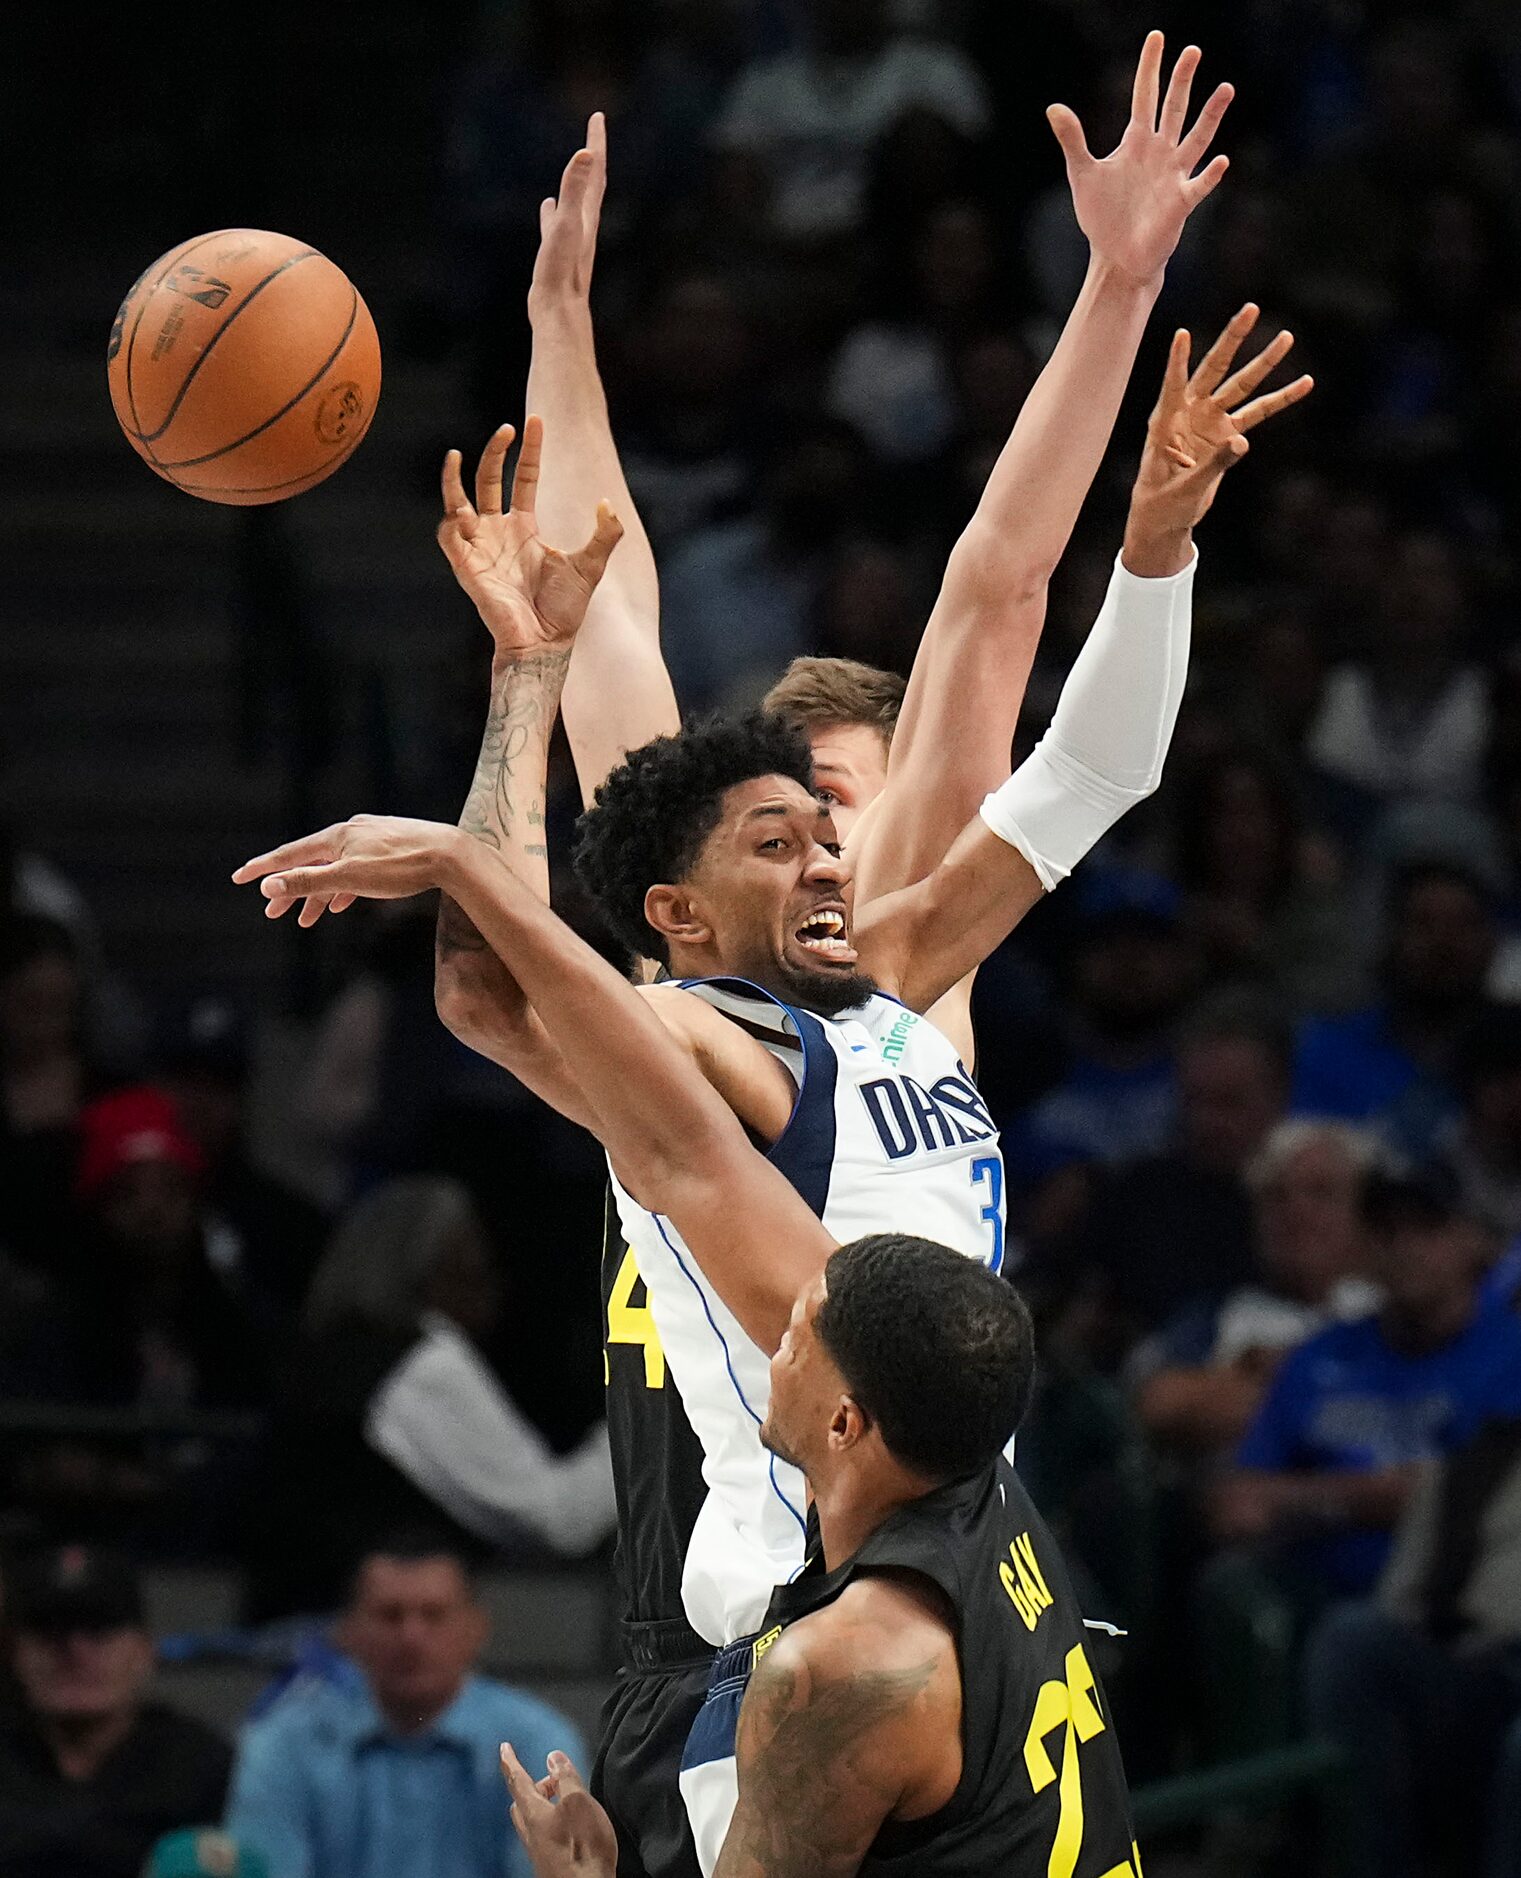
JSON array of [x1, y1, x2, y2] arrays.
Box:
[[818, 1235, 1034, 1481], [572, 710, 817, 966]]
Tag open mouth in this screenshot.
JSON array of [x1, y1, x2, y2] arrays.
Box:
[[794, 906, 857, 963]]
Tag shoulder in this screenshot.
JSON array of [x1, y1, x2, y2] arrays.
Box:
[[465, 1676, 581, 1744], [755, 1575, 957, 1723], [236, 1675, 353, 1753]]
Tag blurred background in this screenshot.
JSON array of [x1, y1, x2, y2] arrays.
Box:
[[4, 1, 1521, 1874]]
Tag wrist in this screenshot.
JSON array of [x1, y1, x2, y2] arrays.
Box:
[[1120, 515, 1195, 579], [1085, 253, 1165, 304], [434, 826, 475, 896], [526, 296, 594, 342]]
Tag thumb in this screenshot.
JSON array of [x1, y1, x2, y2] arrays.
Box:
[[569, 501, 625, 587], [545, 1750, 590, 1796], [1046, 103, 1092, 169]]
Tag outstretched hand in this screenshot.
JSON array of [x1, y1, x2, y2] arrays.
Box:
[[231, 815, 461, 926], [1127, 304, 1314, 543], [528, 113, 607, 317], [1048, 30, 1233, 286], [437, 414, 624, 656], [501, 1743, 618, 1878]]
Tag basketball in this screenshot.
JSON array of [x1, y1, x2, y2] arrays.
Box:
[[106, 228, 381, 505]]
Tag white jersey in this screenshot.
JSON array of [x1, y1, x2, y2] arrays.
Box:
[[609, 976, 1006, 1645]]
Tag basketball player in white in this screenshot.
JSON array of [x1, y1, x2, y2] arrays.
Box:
[[237, 297, 1309, 1632]]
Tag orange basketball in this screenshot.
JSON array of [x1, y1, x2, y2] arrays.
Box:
[[106, 229, 381, 505]]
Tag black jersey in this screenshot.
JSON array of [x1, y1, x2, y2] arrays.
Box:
[[686, 1455, 1139, 1878], [601, 1187, 710, 1629]]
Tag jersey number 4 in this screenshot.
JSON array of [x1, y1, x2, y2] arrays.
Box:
[[1024, 1642, 1140, 1878], [607, 1246, 666, 1389]]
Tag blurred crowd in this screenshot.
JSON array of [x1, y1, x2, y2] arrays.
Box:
[[5, 1, 1521, 1872]]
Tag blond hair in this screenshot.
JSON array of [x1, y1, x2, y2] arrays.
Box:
[[763, 656, 906, 748]]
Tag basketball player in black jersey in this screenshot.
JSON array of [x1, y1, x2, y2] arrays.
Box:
[[236, 752, 1143, 1878], [507, 1239, 1139, 1878]]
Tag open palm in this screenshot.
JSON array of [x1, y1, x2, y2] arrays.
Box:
[[1050, 32, 1234, 286], [437, 416, 623, 656]]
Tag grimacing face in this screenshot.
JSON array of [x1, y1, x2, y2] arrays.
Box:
[[670, 776, 877, 1014], [808, 722, 891, 847]]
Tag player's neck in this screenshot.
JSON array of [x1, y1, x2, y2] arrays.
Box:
[[812, 1465, 935, 1571]]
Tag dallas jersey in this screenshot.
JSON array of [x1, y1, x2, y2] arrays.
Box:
[[608, 977, 1006, 1645], [681, 1459, 1140, 1878]]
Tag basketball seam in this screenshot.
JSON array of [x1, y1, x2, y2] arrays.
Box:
[[168, 398, 376, 496], [131, 248, 323, 447], [157, 287, 360, 471], [120, 229, 242, 464]]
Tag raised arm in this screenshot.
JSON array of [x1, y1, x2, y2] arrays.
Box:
[[525, 115, 679, 803], [851, 32, 1232, 909], [856, 311, 1312, 1014], [235, 817, 831, 1354], [429, 416, 623, 1069]]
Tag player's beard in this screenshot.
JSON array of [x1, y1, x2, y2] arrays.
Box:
[[772, 956, 879, 1018]]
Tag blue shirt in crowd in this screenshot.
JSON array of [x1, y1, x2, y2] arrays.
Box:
[[226, 1670, 584, 1878], [1291, 1004, 1459, 1158], [1237, 1288, 1521, 1595]]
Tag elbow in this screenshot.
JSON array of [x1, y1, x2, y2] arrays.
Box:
[[951, 526, 1056, 610], [434, 964, 493, 1048]]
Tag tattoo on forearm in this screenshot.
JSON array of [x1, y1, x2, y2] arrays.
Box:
[[438, 648, 569, 963], [718, 1650, 938, 1878]]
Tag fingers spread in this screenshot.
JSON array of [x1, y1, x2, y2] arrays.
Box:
[[1234, 373, 1315, 433], [1215, 329, 1294, 408], [1045, 102, 1091, 168], [1189, 304, 1259, 398], [1179, 82, 1234, 169], [1159, 43, 1200, 144], [474, 424, 515, 516], [512, 415, 545, 515], [1185, 151, 1230, 206], [1131, 29, 1164, 131]]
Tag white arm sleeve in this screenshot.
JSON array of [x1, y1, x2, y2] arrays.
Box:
[[980, 549, 1196, 890], [366, 1317, 617, 1556]]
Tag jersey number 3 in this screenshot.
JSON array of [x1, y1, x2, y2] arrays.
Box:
[[607, 1246, 666, 1389]]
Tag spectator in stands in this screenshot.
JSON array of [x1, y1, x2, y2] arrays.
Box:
[[1305, 1413, 1521, 1878], [1440, 1004, 1521, 1239], [1063, 1006, 1294, 1368], [227, 1534, 584, 1878], [615, 270, 760, 547], [1007, 872, 1197, 1199], [1169, 749, 1360, 1014], [244, 1178, 614, 1624], [1307, 531, 1489, 809], [659, 419, 870, 709], [1132, 1120, 1379, 1462], [0, 915, 94, 1269], [1292, 861, 1498, 1157], [155, 998, 329, 1324], [0, 1544, 231, 1878], [1213, 1161, 1521, 1600], [712, 0, 990, 242], [63, 1087, 267, 1413], [826, 196, 1007, 464]]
